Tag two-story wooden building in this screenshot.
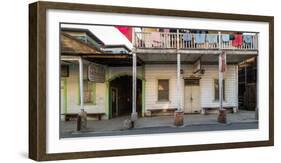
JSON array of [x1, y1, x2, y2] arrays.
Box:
[[60, 25, 258, 122]]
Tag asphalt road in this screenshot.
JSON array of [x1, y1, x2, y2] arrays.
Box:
[[61, 121, 258, 138]]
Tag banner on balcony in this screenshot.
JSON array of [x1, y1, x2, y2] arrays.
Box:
[[219, 51, 227, 73]]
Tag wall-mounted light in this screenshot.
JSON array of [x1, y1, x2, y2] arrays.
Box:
[[200, 69, 205, 75], [180, 69, 184, 74]]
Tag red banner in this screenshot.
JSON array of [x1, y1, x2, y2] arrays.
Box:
[[115, 26, 132, 42]]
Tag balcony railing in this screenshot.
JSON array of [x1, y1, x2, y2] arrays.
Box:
[[135, 32, 258, 50]]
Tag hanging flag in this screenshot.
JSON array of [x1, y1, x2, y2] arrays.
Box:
[[115, 26, 132, 42], [219, 51, 227, 72]]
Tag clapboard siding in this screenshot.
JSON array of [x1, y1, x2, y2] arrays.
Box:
[[144, 64, 238, 111], [145, 64, 178, 110]]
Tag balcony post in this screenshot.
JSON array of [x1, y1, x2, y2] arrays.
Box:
[[218, 31, 221, 49], [131, 28, 138, 125], [218, 51, 227, 123], [176, 29, 181, 112], [174, 29, 184, 126]]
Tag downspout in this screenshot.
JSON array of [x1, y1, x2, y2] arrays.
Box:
[[61, 56, 87, 130], [78, 57, 84, 112]]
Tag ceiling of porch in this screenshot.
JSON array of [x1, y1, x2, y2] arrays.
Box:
[[136, 49, 258, 64]]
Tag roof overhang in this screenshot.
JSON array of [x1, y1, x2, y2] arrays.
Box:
[[61, 53, 143, 67]]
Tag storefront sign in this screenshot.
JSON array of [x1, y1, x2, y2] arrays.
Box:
[[88, 63, 105, 82]]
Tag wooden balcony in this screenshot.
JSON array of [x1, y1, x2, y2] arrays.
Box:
[[134, 32, 258, 64], [135, 32, 258, 51]]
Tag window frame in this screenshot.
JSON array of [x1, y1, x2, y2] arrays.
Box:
[[157, 79, 170, 102], [214, 78, 226, 101]]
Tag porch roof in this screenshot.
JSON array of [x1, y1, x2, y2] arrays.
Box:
[[62, 53, 143, 67]]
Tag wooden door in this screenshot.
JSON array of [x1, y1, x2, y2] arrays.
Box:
[[191, 86, 200, 112], [184, 86, 192, 113], [184, 79, 200, 113]]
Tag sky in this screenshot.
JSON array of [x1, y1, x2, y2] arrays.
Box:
[[61, 24, 133, 49]]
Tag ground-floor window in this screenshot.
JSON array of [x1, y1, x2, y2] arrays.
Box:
[[158, 79, 169, 101], [83, 80, 96, 104], [214, 79, 225, 101]]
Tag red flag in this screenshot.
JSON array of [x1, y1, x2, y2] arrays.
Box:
[[220, 51, 227, 72], [115, 26, 132, 42]]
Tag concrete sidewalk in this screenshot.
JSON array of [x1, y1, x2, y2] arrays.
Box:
[[61, 110, 258, 138]]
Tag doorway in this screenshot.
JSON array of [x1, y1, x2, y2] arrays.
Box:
[[111, 87, 118, 117], [184, 79, 201, 113], [109, 75, 142, 118]]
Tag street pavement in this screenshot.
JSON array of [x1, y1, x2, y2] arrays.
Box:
[[61, 110, 258, 138]]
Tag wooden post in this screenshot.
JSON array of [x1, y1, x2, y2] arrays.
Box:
[[78, 57, 84, 112], [77, 57, 87, 130], [131, 28, 138, 123], [218, 51, 227, 123], [177, 29, 181, 111], [174, 29, 184, 126], [131, 52, 137, 121], [255, 57, 259, 120]]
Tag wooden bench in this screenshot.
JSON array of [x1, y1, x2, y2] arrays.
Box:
[[145, 108, 177, 117], [62, 113, 106, 121], [202, 107, 236, 115]]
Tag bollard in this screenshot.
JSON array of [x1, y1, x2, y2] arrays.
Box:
[[174, 110, 184, 126], [76, 111, 87, 131], [217, 109, 227, 123]]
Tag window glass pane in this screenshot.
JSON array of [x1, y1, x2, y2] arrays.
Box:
[[214, 79, 225, 100], [83, 80, 93, 103], [158, 79, 169, 101]]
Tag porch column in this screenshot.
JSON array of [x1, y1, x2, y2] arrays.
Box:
[[77, 56, 87, 131], [131, 28, 138, 123], [219, 64, 223, 111], [176, 29, 181, 111], [131, 52, 138, 121], [174, 29, 184, 126], [218, 32, 224, 111], [177, 52, 181, 111], [255, 57, 259, 120], [78, 57, 84, 112], [217, 51, 227, 123]]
